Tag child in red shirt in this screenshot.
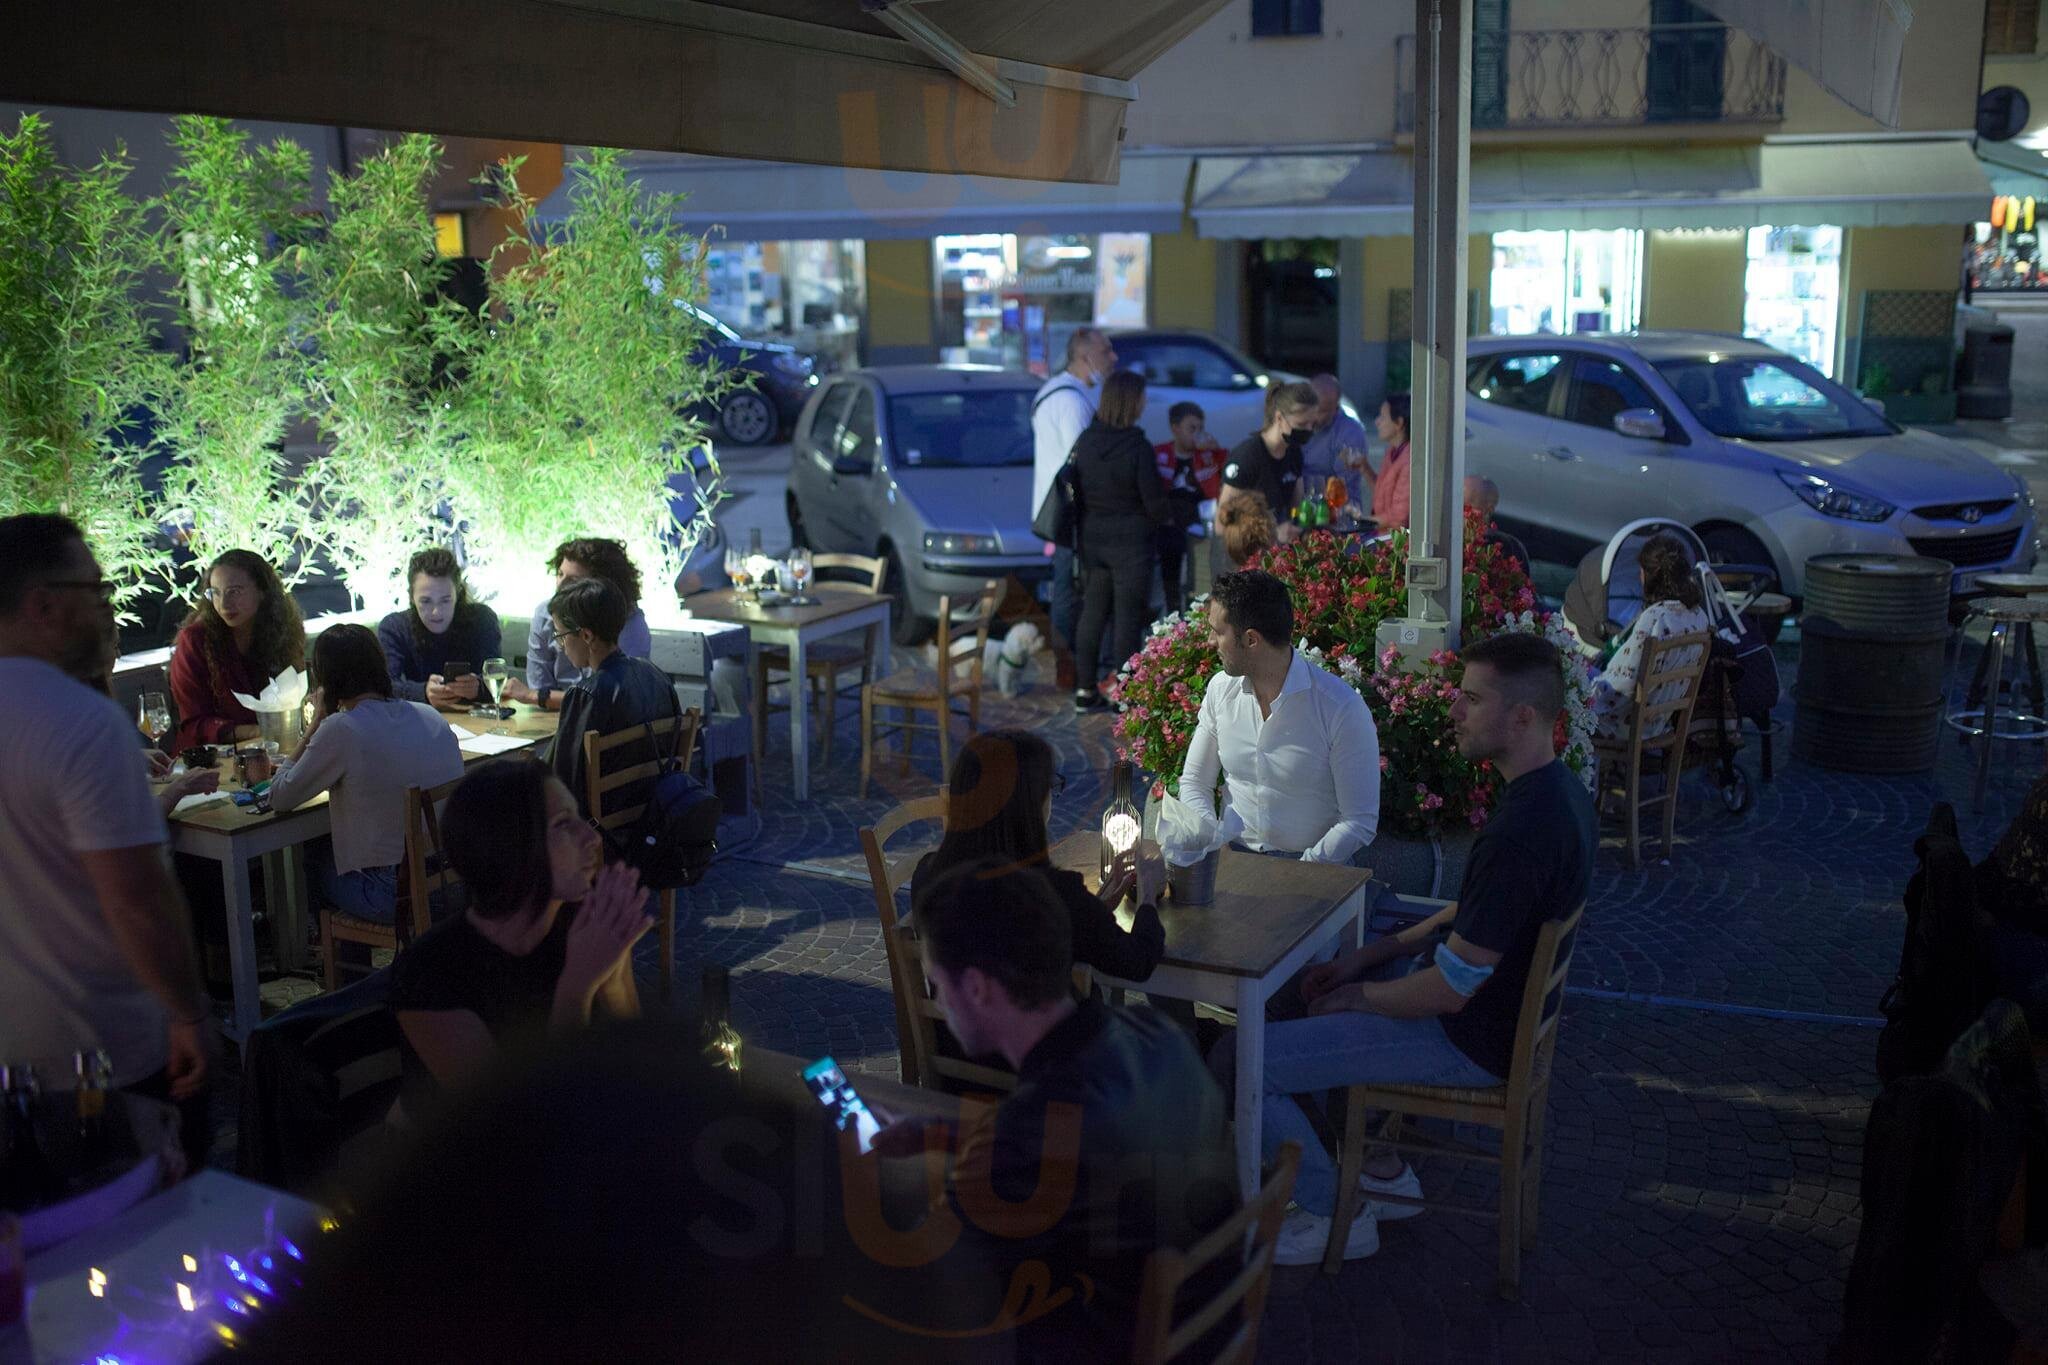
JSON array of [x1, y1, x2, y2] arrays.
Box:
[[1153, 403, 1224, 614]]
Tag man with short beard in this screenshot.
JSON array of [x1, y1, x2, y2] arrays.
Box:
[[0, 514, 213, 1169]]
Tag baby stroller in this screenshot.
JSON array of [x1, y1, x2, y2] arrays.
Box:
[[1562, 519, 1783, 814]]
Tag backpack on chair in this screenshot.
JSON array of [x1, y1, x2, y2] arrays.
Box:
[[607, 704, 721, 890]]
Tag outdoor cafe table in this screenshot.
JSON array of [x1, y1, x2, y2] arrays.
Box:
[[681, 585, 893, 801], [1051, 831, 1372, 1199], [21, 1167, 322, 1363], [164, 706, 557, 1042]]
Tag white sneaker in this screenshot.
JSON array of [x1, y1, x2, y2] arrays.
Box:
[[1359, 1164, 1424, 1222], [1271, 1202, 1378, 1267]]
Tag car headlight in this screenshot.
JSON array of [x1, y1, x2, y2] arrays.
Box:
[[771, 353, 812, 376], [2012, 471, 2039, 516], [1776, 470, 1895, 523], [924, 532, 1002, 555]]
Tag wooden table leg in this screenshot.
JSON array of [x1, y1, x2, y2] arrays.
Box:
[[222, 853, 260, 1041], [789, 632, 811, 801], [1233, 975, 1266, 1201]]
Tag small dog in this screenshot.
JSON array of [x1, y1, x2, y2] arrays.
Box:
[[988, 621, 1043, 696]]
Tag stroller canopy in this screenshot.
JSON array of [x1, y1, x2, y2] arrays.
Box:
[[1561, 519, 1710, 650]]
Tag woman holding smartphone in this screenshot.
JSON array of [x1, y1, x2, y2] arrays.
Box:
[[377, 546, 502, 710]]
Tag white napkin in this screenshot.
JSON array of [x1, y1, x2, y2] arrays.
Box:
[[232, 666, 308, 715], [1156, 790, 1244, 868], [171, 791, 232, 814], [450, 726, 532, 756]]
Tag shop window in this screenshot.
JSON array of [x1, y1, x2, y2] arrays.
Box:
[[1490, 229, 1643, 336], [1987, 0, 2040, 54], [1252, 0, 1321, 38], [1743, 226, 1841, 376], [1469, 353, 1563, 415]]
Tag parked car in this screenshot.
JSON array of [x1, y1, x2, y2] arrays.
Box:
[[1107, 328, 1359, 451], [1463, 331, 2040, 599], [687, 303, 824, 447], [786, 366, 1049, 643]]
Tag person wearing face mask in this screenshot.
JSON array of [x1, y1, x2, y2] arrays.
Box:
[[1217, 381, 1319, 553], [377, 547, 504, 710], [1032, 327, 1117, 688]]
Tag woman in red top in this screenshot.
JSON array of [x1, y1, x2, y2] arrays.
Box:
[[170, 549, 306, 748], [1369, 392, 1413, 532]]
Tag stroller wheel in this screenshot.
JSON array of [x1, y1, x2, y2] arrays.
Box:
[[1719, 768, 1753, 814]]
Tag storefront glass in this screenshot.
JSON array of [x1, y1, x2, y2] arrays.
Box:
[[1743, 226, 1841, 376], [702, 239, 866, 370], [1489, 229, 1643, 336], [1966, 196, 2045, 292], [934, 233, 1151, 374]]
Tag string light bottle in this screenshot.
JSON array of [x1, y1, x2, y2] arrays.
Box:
[[1100, 760, 1142, 895]]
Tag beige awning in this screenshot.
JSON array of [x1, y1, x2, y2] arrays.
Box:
[[1691, 0, 1910, 129], [1193, 139, 1989, 238], [0, 0, 1231, 184]]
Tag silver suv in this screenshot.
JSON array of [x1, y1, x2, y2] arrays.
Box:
[[1465, 332, 2039, 597], [785, 366, 1048, 644]]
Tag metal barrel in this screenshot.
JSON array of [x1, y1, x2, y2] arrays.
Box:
[[1792, 554, 1952, 773]]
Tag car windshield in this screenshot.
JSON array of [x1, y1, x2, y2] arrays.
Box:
[[886, 391, 1035, 468], [1653, 354, 1894, 442]]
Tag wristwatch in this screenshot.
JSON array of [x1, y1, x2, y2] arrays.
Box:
[[536, 686, 553, 710]]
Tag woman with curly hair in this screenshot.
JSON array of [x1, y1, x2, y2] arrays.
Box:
[[505, 537, 653, 712], [1590, 532, 1711, 743], [377, 546, 504, 710], [170, 549, 306, 748]]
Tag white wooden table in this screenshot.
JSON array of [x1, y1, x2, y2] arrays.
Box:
[[683, 586, 893, 801], [1054, 833, 1370, 1199], [164, 709, 552, 1041]]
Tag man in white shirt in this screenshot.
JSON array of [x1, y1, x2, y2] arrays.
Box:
[[0, 514, 213, 1167], [1033, 327, 1116, 686], [1178, 569, 1380, 864]]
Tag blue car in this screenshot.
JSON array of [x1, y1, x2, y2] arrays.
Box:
[[685, 303, 825, 446]]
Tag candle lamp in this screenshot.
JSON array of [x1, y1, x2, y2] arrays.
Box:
[[1100, 760, 1141, 892]]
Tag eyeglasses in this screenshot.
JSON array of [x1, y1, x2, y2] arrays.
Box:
[[41, 579, 116, 602], [205, 586, 255, 605]]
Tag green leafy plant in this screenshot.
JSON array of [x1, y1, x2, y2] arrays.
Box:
[[156, 116, 315, 588], [444, 148, 738, 613], [0, 113, 168, 619], [298, 134, 459, 611]]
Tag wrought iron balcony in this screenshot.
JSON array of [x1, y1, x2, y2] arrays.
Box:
[[1395, 23, 1786, 133]]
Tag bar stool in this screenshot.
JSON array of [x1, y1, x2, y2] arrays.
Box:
[[1946, 588, 2048, 810]]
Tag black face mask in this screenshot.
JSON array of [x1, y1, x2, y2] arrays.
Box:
[[1283, 426, 1310, 450]]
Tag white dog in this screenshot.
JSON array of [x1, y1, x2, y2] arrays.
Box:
[[920, 620, 1044, 696]]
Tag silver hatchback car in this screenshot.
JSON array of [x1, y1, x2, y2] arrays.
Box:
[[1464, 332, 2040, 598], [785, 365, 1049, 644]]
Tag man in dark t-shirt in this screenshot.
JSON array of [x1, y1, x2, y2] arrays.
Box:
[[1219, 631, 1595, 1267]]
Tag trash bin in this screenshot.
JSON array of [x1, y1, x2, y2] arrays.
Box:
[[1956, 322, 2015, 420]]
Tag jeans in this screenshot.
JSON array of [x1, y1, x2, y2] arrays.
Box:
[[310, 841, 400, 924], [1075, 537, 1156, 694], [1211, 944, 1500, 1216], [1050, 545, 1080, 655], [1157, 526, 1189, 617]]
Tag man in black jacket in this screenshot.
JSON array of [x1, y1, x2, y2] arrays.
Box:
[[540, 576, 678, 815], [874, 858, 1237, 1361]]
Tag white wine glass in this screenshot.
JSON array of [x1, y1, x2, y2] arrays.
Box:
[[480, 657, 511, 735], [138, 692, 172, 750], [788, 547, 815, 603]]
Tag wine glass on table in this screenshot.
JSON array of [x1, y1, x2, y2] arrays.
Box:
[[787, 546, 815, 605], [480, 657, 512, 735], [138, 692, 172, 753], [728, 546, 755, 601]]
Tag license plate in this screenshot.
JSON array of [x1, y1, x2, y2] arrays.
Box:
[[1955, 571, 1980, 596]]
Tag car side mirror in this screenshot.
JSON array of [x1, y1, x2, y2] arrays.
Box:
[[1613, 408, 1666, 441], [1861, 395, 1887, 417]]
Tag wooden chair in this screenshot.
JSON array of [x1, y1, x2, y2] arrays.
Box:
[[860, 580, 1000, 798], [318, 776, 465, 991], [1593, 629, 1711, 868], [890, 921, 1020, 1095], [1319, 901, 1586, 1300], [753, 552, 887, 767], [583, 709, 704, 1001], [1131, 1142, 1300, 1365], [858, 791, 949, 1088]]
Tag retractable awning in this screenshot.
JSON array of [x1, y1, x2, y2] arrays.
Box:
[[533, 152, 1193, 241], [1980, 141, 2048, 200], [1691, 0, 1911, 129], [0, 0, 1230, 184], [1192, 139, 1988, 238]]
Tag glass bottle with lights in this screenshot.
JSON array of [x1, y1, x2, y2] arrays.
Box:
[[1100, 760, 1142, 896]]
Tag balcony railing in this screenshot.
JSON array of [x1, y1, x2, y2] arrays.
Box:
[[1395, 23, 1786, 133]]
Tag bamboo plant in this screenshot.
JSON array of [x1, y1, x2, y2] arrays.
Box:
[[0, 113, 168, 619], [156, 116, 316, 588], [442, 148, 737, 614], [297, 133, 460, 611]]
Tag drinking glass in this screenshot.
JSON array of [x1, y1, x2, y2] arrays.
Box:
[[729, 547, 755, 599], [137, 692, 171, 749], [480, 657, 511, 735], [788, 547, 815, 603]]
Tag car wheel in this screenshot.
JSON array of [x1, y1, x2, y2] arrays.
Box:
[[720, 391, 775, 446], [884, 549, 933, 647], [1698, 525, 1786, 644], [786, 494, 810, 550]]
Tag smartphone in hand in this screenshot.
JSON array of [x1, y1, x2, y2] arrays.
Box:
[[802, 1056, 880, 1154]]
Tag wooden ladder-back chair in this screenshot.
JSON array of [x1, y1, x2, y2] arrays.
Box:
[[1130, 1143, 1301, 1365], [1593, 628, 1711, 867], [890, 921, 1020, 1096], [1320, 901, 1586, 1300], [754, 552, 887, 767], [583, 709, 704, 1000], [318, 776, 465, 991], [860, 580, 1001, 798], [858, 791, 949, 1088]]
